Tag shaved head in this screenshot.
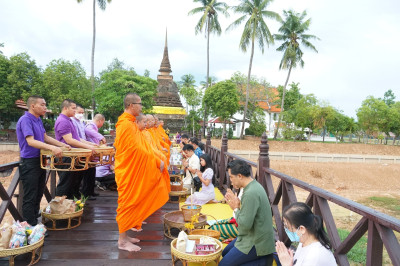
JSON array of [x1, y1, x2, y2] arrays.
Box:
[[136, 113, 146, 122], [123, 93, 139, 109], [94, 114, 105, 121]]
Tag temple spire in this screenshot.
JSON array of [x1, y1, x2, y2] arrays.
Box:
[[159, 28, 172, 74]]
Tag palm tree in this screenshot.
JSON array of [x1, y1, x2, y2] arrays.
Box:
[[227, 0, 281, 139], [77, 0, 111, 110], [273, 10, 319, 139], [188, 0, 229, 137]]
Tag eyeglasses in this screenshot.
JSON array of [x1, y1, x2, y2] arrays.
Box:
[[131, 102, 142, 106]]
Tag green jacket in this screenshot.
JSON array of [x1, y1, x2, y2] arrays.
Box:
[[234, 179, 275, 256]]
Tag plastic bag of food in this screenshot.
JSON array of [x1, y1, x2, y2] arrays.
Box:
[[0, 223, 12, 250], [176, 231, 188, 252], [28, 224, 46, 245], [9, 222, 27, 248]]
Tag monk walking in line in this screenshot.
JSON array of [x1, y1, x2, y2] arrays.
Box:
[[114, 93, 170, 252]]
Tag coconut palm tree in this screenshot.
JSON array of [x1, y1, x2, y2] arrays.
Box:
[[227, 0, 281, 139], [273, 10, 319, 139], [188, 0, 229, 136], [77, 0, 111, 110]]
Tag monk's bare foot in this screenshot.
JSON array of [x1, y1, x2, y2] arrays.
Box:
[[127, 236, 140, 243], [142, 221, 147, 225], [118, 239, 141, 252], [130, 227, 142, 232]]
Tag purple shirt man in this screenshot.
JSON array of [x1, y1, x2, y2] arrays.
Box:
[[54, 114, 80, 146], [16, 112, 46, 158], [71, 118, 87, 141], [85, 122, 104, 144]]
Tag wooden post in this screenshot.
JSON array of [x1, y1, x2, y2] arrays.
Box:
[[258, 132, 269, 188], [219, 132, 228, 190], [197, 129, 202, 141], [206, 129, 211, 153]]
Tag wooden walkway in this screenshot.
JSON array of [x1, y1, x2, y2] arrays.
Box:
[[1, 190, 178, 266]]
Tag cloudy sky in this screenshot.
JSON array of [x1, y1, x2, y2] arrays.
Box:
[[1, 0, 399, 118]]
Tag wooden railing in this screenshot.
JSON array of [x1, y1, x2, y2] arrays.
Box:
[[0, 162, 56, 223], [204, 131, 400, 266]]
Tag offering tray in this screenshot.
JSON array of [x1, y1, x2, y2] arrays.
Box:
[[40, 148, 92, 171], [0, 238, 44, 266], [168, 187, 190, 203], [170, 235, 222, 266], [88, 146, 115, 166], [163, 211, 207, 239], [41, 208, 83, 230]]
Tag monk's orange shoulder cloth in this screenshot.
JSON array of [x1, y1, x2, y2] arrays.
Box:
[[114, 112, 170, 233]]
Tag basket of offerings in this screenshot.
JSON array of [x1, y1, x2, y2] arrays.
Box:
[[41, 196, 86, 230], [0, 221, 46, 266], [181, 204, 202, 222], [171, 234, 222, 265], [40, 148, 92, 171], [189, 229, 220, 239], [170, 175, 183, 191]]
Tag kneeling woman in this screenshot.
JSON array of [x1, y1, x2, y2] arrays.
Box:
[[276, 202, 337, 266], [185, 153, 215, 205]]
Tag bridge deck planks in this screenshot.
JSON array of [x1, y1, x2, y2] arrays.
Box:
[[0, 190, 180, 266]]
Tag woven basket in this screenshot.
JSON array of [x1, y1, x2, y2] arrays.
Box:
[[171, 235, 222, 265], [170, 175, 183, 191], [88, 146, 115, 166], [0, 237, 44, 266], [189, 229, 220, 239], [41, 208, 84, 230], [181, 204, 202, 222], [40, 148, 92, 171]]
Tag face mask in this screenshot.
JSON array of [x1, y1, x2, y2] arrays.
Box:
[[285, 227, 301, 242], [75, 113, 84, 121]]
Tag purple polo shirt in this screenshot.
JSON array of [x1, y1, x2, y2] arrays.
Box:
[[85, 122, 104, 144], [71, 117, 87, 141], [54, 113, 80, 146], [16, 111, 46, 158]]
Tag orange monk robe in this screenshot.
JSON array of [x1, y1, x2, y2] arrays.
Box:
[[114, 112, 170, 233], [149, 128, 169, 158], [157, 125, 172, 146], [154, 128, 171, 157], [143, 129, 168, 167], [143, 129, 171, 187]]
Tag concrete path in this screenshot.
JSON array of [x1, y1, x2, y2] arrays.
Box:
[[231, 150, 400, 164]]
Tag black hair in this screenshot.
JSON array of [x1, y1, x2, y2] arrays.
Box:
[[182, 144, 194, 152], [76, 104, 84, 109], [181, 134, 189, 139], [27, 95, 44, 109], [199, 153, 213, 173], [189, 137, 199, 146], [227, 160, 251, 177], [61, 99, 76, 110], [198, 142, 205, 151], [283, 202, 332, 250]]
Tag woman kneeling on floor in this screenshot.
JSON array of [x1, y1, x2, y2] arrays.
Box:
[[185, 153, 216, 205]]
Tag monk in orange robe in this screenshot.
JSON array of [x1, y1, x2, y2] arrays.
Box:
[[146, 115, 169, 157], [139, 114, 169, 168], [158, 120, 172, 146], [150, 115, 170, 156], [114, 93, 169, 252], [137, 114, 170, 191]]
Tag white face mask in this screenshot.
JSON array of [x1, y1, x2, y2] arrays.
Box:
[[75, 113, 84, 121]]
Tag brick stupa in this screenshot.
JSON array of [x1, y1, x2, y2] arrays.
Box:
[[152, 30, 186, 133]]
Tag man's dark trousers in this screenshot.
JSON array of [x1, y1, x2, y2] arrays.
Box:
[[19, 157, 46, 226]]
